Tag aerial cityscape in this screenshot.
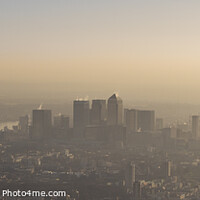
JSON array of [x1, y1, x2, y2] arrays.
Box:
[[0, 93, 200, 199], [1, 0, 200, 199]]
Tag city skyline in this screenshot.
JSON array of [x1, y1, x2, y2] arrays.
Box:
[[2, 2, 200, 199]]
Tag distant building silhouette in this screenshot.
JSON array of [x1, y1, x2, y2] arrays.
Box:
[[18, 115, 29, 135], [125, 162, 136, 192], [163, 160, 172, 178], [137, 110, 155, 131], [73, 100, 90, 138], [192, 115, 199, 138], [32, 109, 52, 138], [54, 114, 69, 130], [107, 94, 123, 125], [124, 109, 138, 132], [156, 118, 163, 130], [90, 99, 107, 125]]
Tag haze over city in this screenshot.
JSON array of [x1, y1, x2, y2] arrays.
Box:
[[1, 0, 200, 103], [2, 1, 200, 200]]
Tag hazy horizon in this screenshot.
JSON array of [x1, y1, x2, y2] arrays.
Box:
[[1, 0, 200, 103]]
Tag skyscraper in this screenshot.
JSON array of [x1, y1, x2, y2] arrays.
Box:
[[124, 109, 138, 132], [192, 115, 199, 138], [125, 162, 136, 192], [137, 110, 155, 131], [73, 100, 90, 138], [32, 109, 52, 139], [54, 114, 69, 130], [18, 115, 29, 135], [107, 93, 123, 125], [163, 160, 172, 178], [156, 118, 164, 130], [90, 99, 107, 125]]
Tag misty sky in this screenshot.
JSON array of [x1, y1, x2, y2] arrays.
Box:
[[1, 0, 200, 103]]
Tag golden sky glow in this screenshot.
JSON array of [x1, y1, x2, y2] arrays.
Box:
[[1, 1, 200, 103]]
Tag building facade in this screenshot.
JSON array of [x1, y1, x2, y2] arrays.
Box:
[[32, 109, 52, 139], [107, 94, 123, 125]]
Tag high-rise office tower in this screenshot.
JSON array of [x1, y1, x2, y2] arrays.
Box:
[[107, 94, 123, 125], [32, 109, 52, 138], [163, 160, 172, 178], [73, 100, 90, 138], [137, 110, 155, 131], [125, 162, 136, 192], [90, 99, 107, 125], [156, 118, 164, 130], [54, 114, 69, 130], [124, 109, 138, 132], [192, 115, 199, 138], [18, 115, 29, 135]]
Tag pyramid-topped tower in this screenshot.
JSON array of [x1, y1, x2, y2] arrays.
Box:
[[107, 93, 123, 125]]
